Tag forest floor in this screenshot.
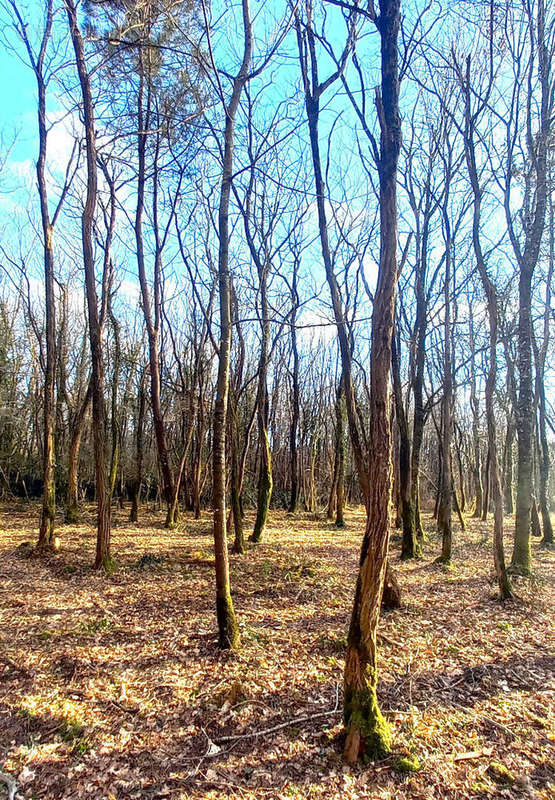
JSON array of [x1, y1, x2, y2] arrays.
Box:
[[0, 504, 553, 800]]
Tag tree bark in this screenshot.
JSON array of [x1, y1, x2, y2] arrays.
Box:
[[335, 379, 346, 528], [129, 372, 146, 523], [250, 259, 273, 542], [343, 0, 402, 763], [65, 0, 111, 570], [510, 0, 550, 574], [391, 330, 419, 558], [288, 259, 301, 514], [211, 0, 253, 649], [459, 50, 511, 597]]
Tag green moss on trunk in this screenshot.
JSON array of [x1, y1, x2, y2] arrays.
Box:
[[231, 486, 245, 554], [250, 445, 272, 543], [165, 503, 177, 530], [65, 503, 80, 524], [216, 591, 241, 649], [400, 500, 421, 559], [344, 681, 392, 760]]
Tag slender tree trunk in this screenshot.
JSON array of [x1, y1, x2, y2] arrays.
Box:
[[129, 372, 146, 523], [482, 448, 490, 522], [108, 296, 121, 501], [327, 443, 338, 520], [503, 420, 515, 514], [34, 2, 56, 551], [251, 263, 272, 542], [392, 331, 419, 558], [335, 380, 346, 528], [454, 424, 466, 513], [211, 0, 253, 649], [65, 0, 111, 569], [468, 311, 483, 518], [66, 384, 92, 523], [437, 187, 453, 563], [410, 214, 431, 542], [460, 52, 511, 597], [510, 0, 550, 574], [288, 262, 301, 514], [343, 0, 402, 763], [535, 195, 554, 545], [230, 440, 245, 554], [134, 65, 175, 529]]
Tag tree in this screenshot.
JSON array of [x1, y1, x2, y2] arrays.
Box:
[[208, 0, 253, 649], [64, 0, 111, 570], [5, 0, 76, 550], [314, 0, 404, 763], [502, 0, 553, 574], [455, 37, 512, 597]]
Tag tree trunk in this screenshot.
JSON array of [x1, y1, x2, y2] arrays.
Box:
[[510, 0, 550, 574], [468, 311, 483, 518], [250, 262, 272, 543], [34, 2, 56, 551], [343, 0, 402, 763], [482, 448, 490, 522], [460, 52, 511, 598], [288, 260, 301, 514], [134, 63, 175, 529], [129, 373, 146, 523], [391, 331, 419, 558], [211, 0, 253, 649], [66, 383, 92, 523], [335, 380, 346, 528], [65, 0, 111, 570], [535, 194, 553, 545], [503, 420, 515, 515], [437, 186, 453, 564]]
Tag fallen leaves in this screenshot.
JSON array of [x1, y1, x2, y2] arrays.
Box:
[[0, 505, 553, 800]]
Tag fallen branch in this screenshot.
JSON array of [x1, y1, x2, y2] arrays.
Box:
[[378, 632, 404, 649], [214, 685, 340, 744], [0, 771, 17, 800]]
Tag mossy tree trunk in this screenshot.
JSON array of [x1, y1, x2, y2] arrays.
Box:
[[509, 0, 550, 575], [296, 0, 406, 759], [343, 0, 402, 763]]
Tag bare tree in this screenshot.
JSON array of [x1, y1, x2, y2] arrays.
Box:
[[64, 0, 111, 569]]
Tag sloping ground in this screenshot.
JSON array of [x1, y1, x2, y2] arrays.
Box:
[[0, 503, 553, 800]]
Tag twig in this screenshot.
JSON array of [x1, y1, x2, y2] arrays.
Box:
[[214, 685, 340, 744], [483, 716, 516, 739], [378, 632, 404, 649]]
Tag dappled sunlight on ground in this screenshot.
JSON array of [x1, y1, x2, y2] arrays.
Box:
[[0, 503, 553, 799]]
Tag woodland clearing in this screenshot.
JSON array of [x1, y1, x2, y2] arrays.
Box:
[[0, 505, 553, 800]]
